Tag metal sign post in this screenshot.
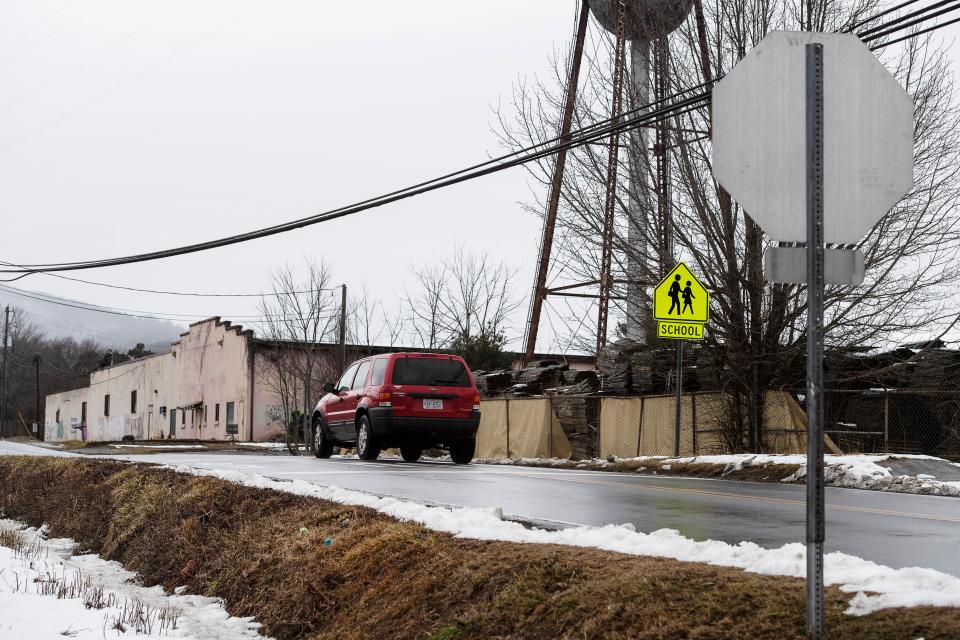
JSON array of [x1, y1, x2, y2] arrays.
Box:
[[805, 42, 826, 640], [674, 341, 683, 457]]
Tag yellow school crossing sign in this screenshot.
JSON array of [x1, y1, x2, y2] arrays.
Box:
[[653, 262, 710, 341]]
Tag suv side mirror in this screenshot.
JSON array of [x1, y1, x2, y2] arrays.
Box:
[[322, 382, 335, 394]]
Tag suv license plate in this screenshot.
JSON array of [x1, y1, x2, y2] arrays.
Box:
[[423, 399, 443, 410]]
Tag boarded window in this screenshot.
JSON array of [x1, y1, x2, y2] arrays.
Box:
[[104, 394, 110, 417], [215, 403, 220, 422]]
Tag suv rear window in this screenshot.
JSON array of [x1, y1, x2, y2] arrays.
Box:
[[391, 358, 470, 387]]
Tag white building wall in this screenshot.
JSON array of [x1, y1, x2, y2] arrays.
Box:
[[44, 318, 259, 443]]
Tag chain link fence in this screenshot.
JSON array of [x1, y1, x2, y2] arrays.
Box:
[[789, 389, 960, 459]]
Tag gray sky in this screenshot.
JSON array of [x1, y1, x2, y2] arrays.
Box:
[[1, 1, 958, 352], [0, 0, 577, 348]]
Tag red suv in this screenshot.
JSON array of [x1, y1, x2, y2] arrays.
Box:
[[312, 353, 481, 464]]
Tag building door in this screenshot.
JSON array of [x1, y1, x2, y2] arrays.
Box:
[[147, 405, 153, 439], [169, 410, 176, 437]]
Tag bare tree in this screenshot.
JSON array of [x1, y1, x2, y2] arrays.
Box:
[[498, 1, 960, 446], [348, 286, 385, 355], [0, 307, 117, 438], [404, 247, 522, 366], [257, 259, 340, 452], [404, 264, 446, 350]]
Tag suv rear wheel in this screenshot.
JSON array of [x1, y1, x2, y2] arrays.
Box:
[[400, 445, 422, 463], [313, 416, 334, 459], [449, 438, 475, 465], [356, 415, 380, 461]]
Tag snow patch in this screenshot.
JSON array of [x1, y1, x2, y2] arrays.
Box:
[[109, 444, 206, 450], [0, 520, 269, 639], [170, 464, 960, 616]]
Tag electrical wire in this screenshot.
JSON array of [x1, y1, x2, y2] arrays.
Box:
[[0, 259, 339, 297], [848, 0, 926, 32], [1, 1, 952, 279], [0, 283, 344, 324], [858, 0, 955, 36], [870, 13, 960, 48], [861, 1, 960, 41], [1, 89, 714, 275]]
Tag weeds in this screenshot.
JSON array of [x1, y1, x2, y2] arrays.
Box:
[[1, 457, 959, 640]]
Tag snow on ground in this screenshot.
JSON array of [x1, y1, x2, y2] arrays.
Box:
[[0, 520, 269, 640], [672, 453, 960, 497], [237, 442, 293, 449], [109, 444, 206, 450], [0, 439, 75, 457], [169, 463, 960, 616], [481, 454, 960, 497]]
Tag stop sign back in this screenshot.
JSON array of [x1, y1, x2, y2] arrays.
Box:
[[712, 31, 914, 243]]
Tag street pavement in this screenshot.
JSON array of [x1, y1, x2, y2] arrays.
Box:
[[77, 449, 960, 575]]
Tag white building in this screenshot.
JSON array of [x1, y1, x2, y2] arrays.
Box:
[[46, 318, 274, 442]]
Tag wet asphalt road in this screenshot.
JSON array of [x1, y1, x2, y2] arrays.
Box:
[[98, 451, 960, 575]]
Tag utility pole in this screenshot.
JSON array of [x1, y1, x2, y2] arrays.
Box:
[[33, 354, 41, 440], [339, 284, 347, 372], [1, 306, 9, 440]]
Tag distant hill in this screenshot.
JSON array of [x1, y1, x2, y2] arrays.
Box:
[[0, 287, 184, 352]]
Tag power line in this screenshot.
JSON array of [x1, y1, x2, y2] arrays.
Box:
[[0, 283, 344, 324], [1, 2, 952, 277], [2, 89, 714, 275], [867, 9, 960, 49], [0, 259, 338, 297], [862, 1, 960, 41], [846, 0, 925, 32]]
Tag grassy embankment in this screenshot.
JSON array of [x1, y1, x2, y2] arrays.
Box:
[[0, 456, 956, 640]]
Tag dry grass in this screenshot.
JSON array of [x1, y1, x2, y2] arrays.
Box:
[[0, 456, 956, 640], [0, 527, 25, 551]]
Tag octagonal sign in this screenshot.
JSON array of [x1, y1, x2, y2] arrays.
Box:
[[712, 31, 914, 244]]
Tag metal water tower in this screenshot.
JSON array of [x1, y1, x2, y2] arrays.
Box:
[[524, 0, 694, 361], [591, 0, 693, 344]]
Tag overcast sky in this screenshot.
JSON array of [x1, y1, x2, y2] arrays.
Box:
[[1, 1, 958, 353]]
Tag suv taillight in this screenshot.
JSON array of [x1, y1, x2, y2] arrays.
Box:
[[473, 392, 480, 411], [378, 389, 392, 407]]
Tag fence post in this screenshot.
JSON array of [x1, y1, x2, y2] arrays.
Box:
[[884, 390, 889, 454], [595, 397, 602, 459], [505, 398, 511, 460], [692, 393, 698, 455], [548, 395, 553, 459], [637, 396, 645, 458]]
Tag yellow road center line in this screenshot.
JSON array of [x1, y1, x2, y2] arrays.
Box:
[[497, 470, 960, 524]]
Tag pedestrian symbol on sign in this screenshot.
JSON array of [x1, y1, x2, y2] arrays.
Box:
[[654, 263, 709, 327]]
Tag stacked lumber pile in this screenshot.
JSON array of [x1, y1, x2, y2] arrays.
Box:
[[474, 371, 513, 396], [551, 393, 600, 459], [598, 340, 717, 395], [476, 361, 600, 398]]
